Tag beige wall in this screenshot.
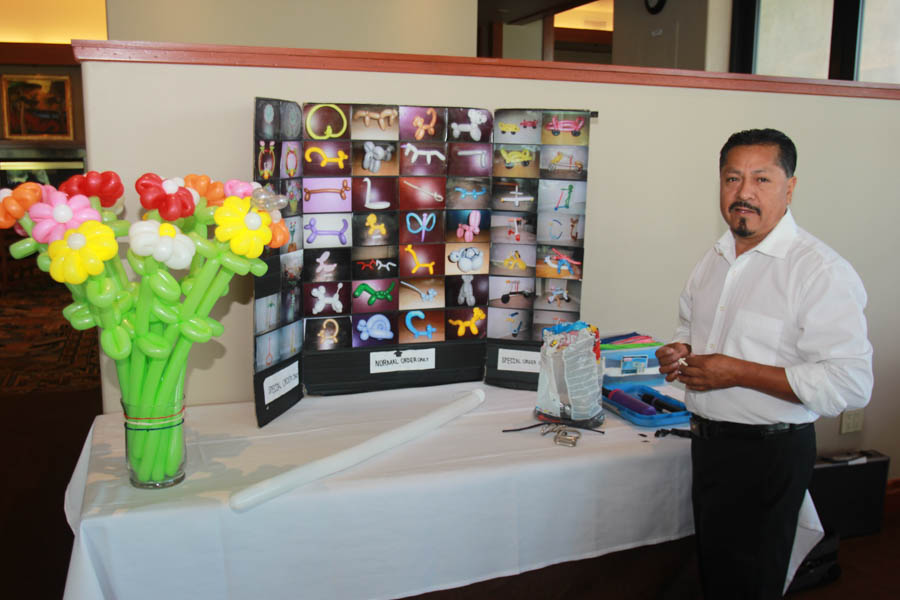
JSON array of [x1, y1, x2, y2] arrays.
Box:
[[81, 59, 900, 477], [612, 0, 708, 70], [105, 0, 477, 56]]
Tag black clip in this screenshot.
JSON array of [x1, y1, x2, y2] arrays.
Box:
[[654, 428, 691, 439]]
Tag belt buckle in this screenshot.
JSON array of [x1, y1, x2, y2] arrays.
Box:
[[690, 419, 702, 438], [554, 429, 580, 447]]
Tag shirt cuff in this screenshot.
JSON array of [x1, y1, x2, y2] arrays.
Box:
[[785, 363, 846, 418]]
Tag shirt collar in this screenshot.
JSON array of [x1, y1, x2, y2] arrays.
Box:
[[714, 209, 797, 261]]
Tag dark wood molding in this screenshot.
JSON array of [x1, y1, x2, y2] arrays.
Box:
[[71, 40, 900, 101], [729, 0, 758, 74], [829, 0, 862, 81], [888, 478, 900, 495], [554, 27, 613, 46], [0, 43, 77, 66], [491, 22, 504, 59], [887, 478, 900, 516], [542, 16, 555, 61]]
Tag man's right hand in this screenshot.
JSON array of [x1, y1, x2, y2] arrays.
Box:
[[656, 342, 692, 382]]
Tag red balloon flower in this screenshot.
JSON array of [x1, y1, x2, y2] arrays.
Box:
[[59, 171, 124, 208], [134, 173, 196, 221]]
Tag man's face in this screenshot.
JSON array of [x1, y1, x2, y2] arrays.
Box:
[[720, 144, 796, 252]]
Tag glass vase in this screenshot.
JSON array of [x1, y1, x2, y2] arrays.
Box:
[[122, 394, 186, 489]]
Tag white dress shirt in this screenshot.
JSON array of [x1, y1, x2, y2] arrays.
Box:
[[673, 209, 873, 424]]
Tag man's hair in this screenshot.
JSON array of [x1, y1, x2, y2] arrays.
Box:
[[719, 128, 797, 177]]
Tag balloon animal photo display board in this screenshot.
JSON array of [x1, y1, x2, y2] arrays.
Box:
[[484, 109, 589, 389], [252, 100, 591, 412], [251, 97, 305, 426], [253, 99, 492, 401]]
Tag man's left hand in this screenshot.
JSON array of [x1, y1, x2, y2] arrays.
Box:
[[677, 354, 742, 391]]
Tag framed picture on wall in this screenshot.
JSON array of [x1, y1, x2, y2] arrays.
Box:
[[1, 74, 74, 140]]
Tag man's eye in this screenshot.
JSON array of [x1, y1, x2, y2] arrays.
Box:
[[757, 177, 769, 183], [725, 177, 738, 183]]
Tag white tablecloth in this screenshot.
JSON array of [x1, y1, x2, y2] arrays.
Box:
[[62, 382, 706, 599]]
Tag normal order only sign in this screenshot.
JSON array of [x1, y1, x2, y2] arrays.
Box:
[[370, 348, 437, 373]]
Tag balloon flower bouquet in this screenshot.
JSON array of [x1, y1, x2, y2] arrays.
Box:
[[1, 172, 289, 487]]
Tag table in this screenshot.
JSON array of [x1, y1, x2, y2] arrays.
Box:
[[62, 382, 815, 599]]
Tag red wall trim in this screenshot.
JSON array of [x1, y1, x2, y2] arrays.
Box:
[[71, 40, 900, 101], [0, 43, 77, 66]]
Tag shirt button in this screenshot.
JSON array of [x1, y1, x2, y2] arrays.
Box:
[[719, 306, 725, 311], [708, 344, 716, 351]]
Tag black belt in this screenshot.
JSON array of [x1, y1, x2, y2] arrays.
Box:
[[690, 415, 812, 440]]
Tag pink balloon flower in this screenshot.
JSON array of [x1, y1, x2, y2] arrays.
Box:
[[224, 179, 257, 198], [29, 191, 102, 244]]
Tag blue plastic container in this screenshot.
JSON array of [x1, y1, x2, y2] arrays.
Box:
[[601, 383, 690, 427]]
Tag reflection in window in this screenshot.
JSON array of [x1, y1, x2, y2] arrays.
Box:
[[858, 0, 900, 83], [755, 0, 833, 79]]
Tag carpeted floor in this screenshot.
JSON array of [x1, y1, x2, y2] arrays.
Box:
[[1, 264, 103, 598], [0, 285, 101, 393]]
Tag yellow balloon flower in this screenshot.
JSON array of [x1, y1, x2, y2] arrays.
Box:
[[214, 196, 272, 259], [48, 220, 119, 284]]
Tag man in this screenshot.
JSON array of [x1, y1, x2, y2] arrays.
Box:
[[656, 128, 873, 598]]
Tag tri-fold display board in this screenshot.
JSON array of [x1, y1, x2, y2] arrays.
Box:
[[251, 98, 590, 425]]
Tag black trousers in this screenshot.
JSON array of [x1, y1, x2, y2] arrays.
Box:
[[691, 424, 816, 599]]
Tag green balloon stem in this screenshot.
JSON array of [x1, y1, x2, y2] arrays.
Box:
[[67, 282, 86, 302], [187, 224, 208, 273], [197, 268, 233, 316], [181, 254, 221, 318], [109, 254, 130, 292], [114, 360, 131, 405], [135, 371, 184, 483], [125, 347, 147, 453], [150, 427, 171, 481], [135, 257, 157, 335], [91, 273, 131, 402], [18, 214, 35, 237], [128, 348, 147, 410], [132, 321, 180, 460], [165, 368, 186, 476], [151, 266, 231, 416]]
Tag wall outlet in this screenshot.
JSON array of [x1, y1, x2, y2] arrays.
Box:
[[840, 408, 865, 434]]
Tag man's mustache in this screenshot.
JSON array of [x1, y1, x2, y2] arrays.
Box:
[[729, 201, 760, 215]]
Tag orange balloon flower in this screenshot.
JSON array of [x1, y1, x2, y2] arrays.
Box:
[[184, 174, 226, 207], [0, 182, 42, 229], [268, 218, 290, 249]]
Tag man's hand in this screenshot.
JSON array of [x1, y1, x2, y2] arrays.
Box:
[[676, 353, 801, 403], [677, 353, 741, 391], [656, 343, 691, 383]]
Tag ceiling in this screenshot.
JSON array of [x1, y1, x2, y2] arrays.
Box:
[[478, 0, 593, 25]]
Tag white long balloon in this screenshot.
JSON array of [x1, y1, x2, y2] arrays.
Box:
[[230, 389, 485, 512]]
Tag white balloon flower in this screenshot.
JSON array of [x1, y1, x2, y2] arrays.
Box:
[[129, 220, 196, 270]]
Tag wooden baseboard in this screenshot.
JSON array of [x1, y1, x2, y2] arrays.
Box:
[[886, 478, 900, 514]]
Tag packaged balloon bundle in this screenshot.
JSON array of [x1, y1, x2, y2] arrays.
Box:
[[1, 172, 288, 487], [535, 321, 604, 428]]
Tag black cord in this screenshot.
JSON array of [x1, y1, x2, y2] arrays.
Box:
[[502, 423, 604, 434], [501, 423, 545, 433]]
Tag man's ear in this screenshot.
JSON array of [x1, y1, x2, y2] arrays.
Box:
[[786, 176, 797, 206]]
